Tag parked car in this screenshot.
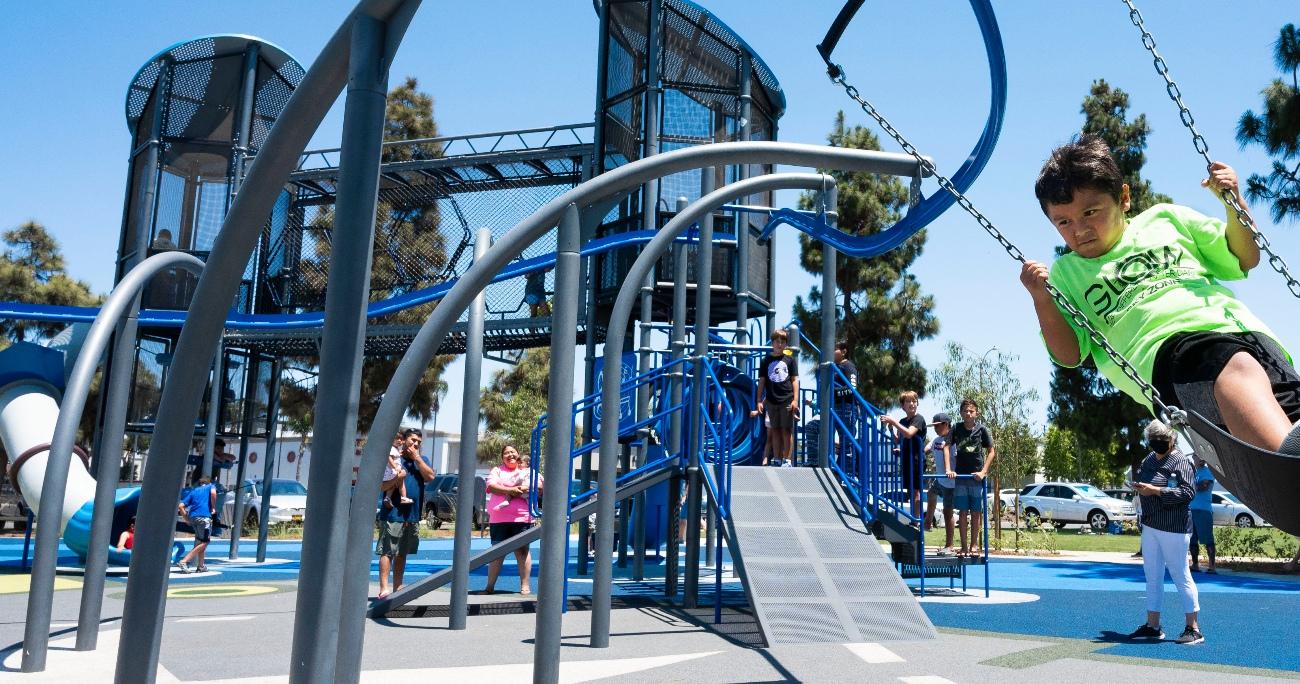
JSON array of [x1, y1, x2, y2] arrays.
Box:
[[998, 488, 1019, 510], [221, 479, 307, 531], [422, 473, 487, 531], [1103, 488, 1136, 503], [1210, 490, 1268, 528], [1018, 482, 1136, 531]]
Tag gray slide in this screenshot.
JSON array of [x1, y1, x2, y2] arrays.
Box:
[[724, 466, 935, 645]]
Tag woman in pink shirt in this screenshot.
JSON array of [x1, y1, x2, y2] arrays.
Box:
[[484, 444, 542, 595]]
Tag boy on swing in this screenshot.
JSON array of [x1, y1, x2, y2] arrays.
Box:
[[1020, 135, 1300, 455]]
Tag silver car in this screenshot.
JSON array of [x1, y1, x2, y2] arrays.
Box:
[[1018, 482, 1136, 531], [221, 479, 308, 530], [1209, 490, 1268, 528]]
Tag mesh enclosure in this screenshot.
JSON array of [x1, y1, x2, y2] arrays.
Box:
[[122, 36, 306, 313], [596, 0, 783, 326], [240, 125, 595, 355]]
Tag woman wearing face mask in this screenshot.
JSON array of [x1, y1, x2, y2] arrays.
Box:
[[484, 444, 541, 595], [1128, 420, 1202, 645]]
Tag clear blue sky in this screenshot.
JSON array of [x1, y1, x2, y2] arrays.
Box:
[[2, 1, 1298, 436]]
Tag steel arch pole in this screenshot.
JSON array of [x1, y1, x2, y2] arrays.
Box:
[[76, 303, 139, 652], [593, 173, 836, 644], [113, 3, 404, 681], [19, 251, 202, 668], [337, 144, 926, 667], [449, 228, 491, 630], [533, 203, 581, 684], [290, 10, 401, 683]]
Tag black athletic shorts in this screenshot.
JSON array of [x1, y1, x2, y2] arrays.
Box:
[[490, 521, 534, 544], [1151, 331, 1300, 425]]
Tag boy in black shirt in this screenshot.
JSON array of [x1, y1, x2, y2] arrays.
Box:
[[944, 398, 996, 556], [881, 390, 927, 516], [755, 328, 799, 465]]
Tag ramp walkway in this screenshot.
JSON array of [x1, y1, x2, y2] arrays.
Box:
[[725, 466, 935, 645]]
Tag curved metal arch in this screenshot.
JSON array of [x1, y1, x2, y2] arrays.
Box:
[[812, 0, 1008, 257]]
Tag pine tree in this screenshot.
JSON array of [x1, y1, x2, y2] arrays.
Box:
[[1049, 80, 1171, 473], [792, 112, 938, 406], [1236, 23, 1300, 223], [0, 221, 100, 346]]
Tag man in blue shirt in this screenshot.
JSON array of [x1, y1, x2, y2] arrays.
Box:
[[1189, 456, 1217, 574], [376, 428, 435, 598], [177, 476, 217, 573]]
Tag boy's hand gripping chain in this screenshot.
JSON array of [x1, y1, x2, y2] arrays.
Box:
[[1124, 0, 1300, 300]]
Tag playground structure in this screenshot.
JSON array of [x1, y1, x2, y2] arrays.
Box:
[[5, 0, 1299, 682]]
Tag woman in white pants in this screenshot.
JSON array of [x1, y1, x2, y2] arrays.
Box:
[[1128, 420, 1202, 644]]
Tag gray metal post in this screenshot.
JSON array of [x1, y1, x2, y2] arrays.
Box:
[[818, 185, 839, 469], [114, 4, 410, 681], [626, 0, 660, 584], [533, 203, 581, 684], [256, 359, 284, 562], [735, 52, 753, 347], [665, 196, 688, 596], [449, 228, 490, 630], [341, 143, 926, 668], [21, 250, 200, 671], [683, 168, 716, 610], [229, 43, 260, 204], [202, 342, 221, 481], [118, 57, 169, 281], [75, 300, 140, 651], [632, 264, 653, 581], [579, 0, 611, 579], [289, 13, 389, 684], [228, 358, 260, 560]]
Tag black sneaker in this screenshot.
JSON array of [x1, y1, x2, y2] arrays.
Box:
[[1176, 626, 1205, 644], [1127, 623, 1164, 640]]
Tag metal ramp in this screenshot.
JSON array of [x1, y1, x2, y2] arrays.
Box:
[[725, 466, 936, 645]]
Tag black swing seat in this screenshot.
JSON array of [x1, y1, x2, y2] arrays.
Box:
[[1181, 407, 1300, 536]]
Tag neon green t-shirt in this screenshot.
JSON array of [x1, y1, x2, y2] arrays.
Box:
[[1046, 202, 1286, 412]]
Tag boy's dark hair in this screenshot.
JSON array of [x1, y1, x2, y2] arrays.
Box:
[[960, 398, 979, 412], [771, 328, 789, 343], [401, 427, 421, 440], [1034, 134, 1124, 214], [214, 438, 226, 450], [835, 340, 849, 354]]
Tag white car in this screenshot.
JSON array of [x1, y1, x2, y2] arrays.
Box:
[[1209, 490, 1268, 528], [222, 479, 307, 530], [1018, 482, 1136, 531]]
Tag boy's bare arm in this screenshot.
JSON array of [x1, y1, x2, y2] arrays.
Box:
[[978, 446, 996, 479], [1020, 260, 1082, 366], [1204, 161, 1260, 271], [789, 377, 799, 412]]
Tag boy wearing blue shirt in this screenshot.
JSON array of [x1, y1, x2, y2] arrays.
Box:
[[177, 476, 217, 573]]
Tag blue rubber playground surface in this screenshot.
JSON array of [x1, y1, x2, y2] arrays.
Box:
[[5, 537, 1298, 674]]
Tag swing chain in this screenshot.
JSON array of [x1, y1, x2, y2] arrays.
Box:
[[1124, 0, 1300, 300], [827, 67, 1176, 420]]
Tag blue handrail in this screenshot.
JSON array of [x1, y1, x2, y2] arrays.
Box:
[[527, 357, 690, 518]]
